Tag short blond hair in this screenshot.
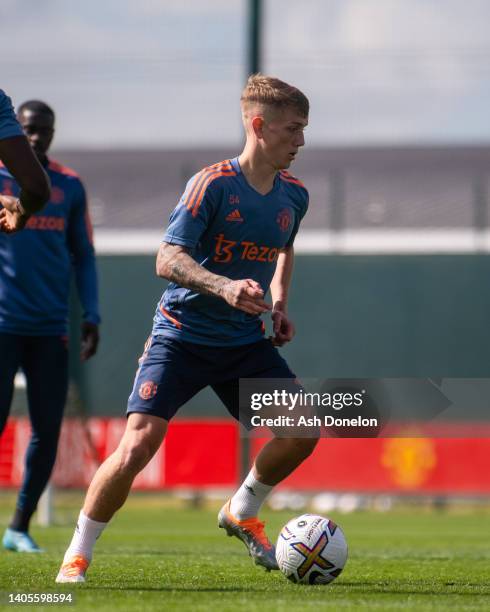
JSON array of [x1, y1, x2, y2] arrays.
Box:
[[240, 74, 309, 118]]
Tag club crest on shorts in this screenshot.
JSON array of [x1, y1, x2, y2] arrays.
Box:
[[277, 208, 292, 232], [139, 381, 158, 400]]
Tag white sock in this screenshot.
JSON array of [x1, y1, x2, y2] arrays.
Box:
[[229, 470, 273, 520], [63, 511, 107, 563]]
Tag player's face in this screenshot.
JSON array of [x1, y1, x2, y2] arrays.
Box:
[[261, 108, 308, 170], [18, 110, 54, 161]]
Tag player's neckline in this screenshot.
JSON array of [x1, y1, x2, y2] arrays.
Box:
[[232, 157, 280, 197], [241, 175, 279, 197]]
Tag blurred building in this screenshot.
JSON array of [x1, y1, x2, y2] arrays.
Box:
[[56, 146, 490, 238]]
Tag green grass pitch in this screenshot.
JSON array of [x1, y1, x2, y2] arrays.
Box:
[[0, 493, 489, 611]]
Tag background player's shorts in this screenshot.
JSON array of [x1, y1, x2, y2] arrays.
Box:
[[126, 335, 297, 426], [0, 334, 69, 434]]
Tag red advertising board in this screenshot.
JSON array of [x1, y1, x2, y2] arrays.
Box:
[[1, 418, 489, 493], [250, 437, 490, 494], [0, 418, 238, 490]]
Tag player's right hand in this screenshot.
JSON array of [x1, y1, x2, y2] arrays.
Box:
[[220, 279, 271, 315], [0, 195, 30, 233]]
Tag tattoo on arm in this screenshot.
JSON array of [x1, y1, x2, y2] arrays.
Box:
[[157, 245, 228, 298]]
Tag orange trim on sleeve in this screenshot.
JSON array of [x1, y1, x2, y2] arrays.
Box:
[[159, 304, 182, 329], [279, 170, 306, 188], [48, 160, 79, 178], [190, 168, 236, 217], [187, 163, 234, 211], [183, 160, 235, 212], [183, 168, 210, 210]]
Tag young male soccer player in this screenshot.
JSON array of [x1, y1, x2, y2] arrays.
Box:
[[57, 74, 317, 583], [0, 100, 100, 552], [0, 90, 50, 229]]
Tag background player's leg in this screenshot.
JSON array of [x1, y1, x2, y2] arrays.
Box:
[[12, 335, 68, 534], [0, 333, 21, 435], [0, 334, 28, 551]]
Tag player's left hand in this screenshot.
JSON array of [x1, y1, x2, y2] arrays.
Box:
[[0, 195, 30, 233], [270, 309, 295, 346], [81, 322, 99, 361]]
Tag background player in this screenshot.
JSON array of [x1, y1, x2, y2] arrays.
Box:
[[0, 90, 50, 231], [0, 100, 100, 552], [57, 74, 317, 583]]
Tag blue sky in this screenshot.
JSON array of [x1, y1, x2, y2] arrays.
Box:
[[1, 0, 489, 148]]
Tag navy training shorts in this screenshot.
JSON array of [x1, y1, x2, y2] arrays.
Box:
[[126, 335, 297, 425]]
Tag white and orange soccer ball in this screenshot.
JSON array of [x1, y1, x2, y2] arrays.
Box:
[[275, 514, 348, 585]]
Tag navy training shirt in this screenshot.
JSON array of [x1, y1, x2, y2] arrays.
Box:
[[0, 159, 100, 335], [153, 157, 308, 346]]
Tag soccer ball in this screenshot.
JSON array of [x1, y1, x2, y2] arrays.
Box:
[[275, 514, 348, 585]]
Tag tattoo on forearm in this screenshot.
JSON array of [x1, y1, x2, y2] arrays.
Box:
[[164, 252, 227, 298]]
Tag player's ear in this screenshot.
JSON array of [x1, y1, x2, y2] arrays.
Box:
[[251, 116, 265, 139]]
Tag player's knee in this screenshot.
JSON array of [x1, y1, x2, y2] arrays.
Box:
[[116, 415, 166, 472], [117, 441, 153, 475]]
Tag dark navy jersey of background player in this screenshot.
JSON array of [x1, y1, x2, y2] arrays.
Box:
[[0, 90, 23, 140], [0, 159, 100, 335], [154, 157, 308, 346]]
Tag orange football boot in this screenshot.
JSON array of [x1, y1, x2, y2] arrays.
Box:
[[218, 500, 278, 571], [55, 555, 89, 583]]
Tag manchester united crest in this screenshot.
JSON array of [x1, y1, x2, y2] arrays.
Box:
[[139, 381, 158, 400], [51, 187, 65, 204], [277, 208, 292, 232]]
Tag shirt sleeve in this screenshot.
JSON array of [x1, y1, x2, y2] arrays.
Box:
[[286, 188, 309, 248], [163, 172, 219, 249], [67, 179, 101, 325], [0, 91, 24, 140]]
